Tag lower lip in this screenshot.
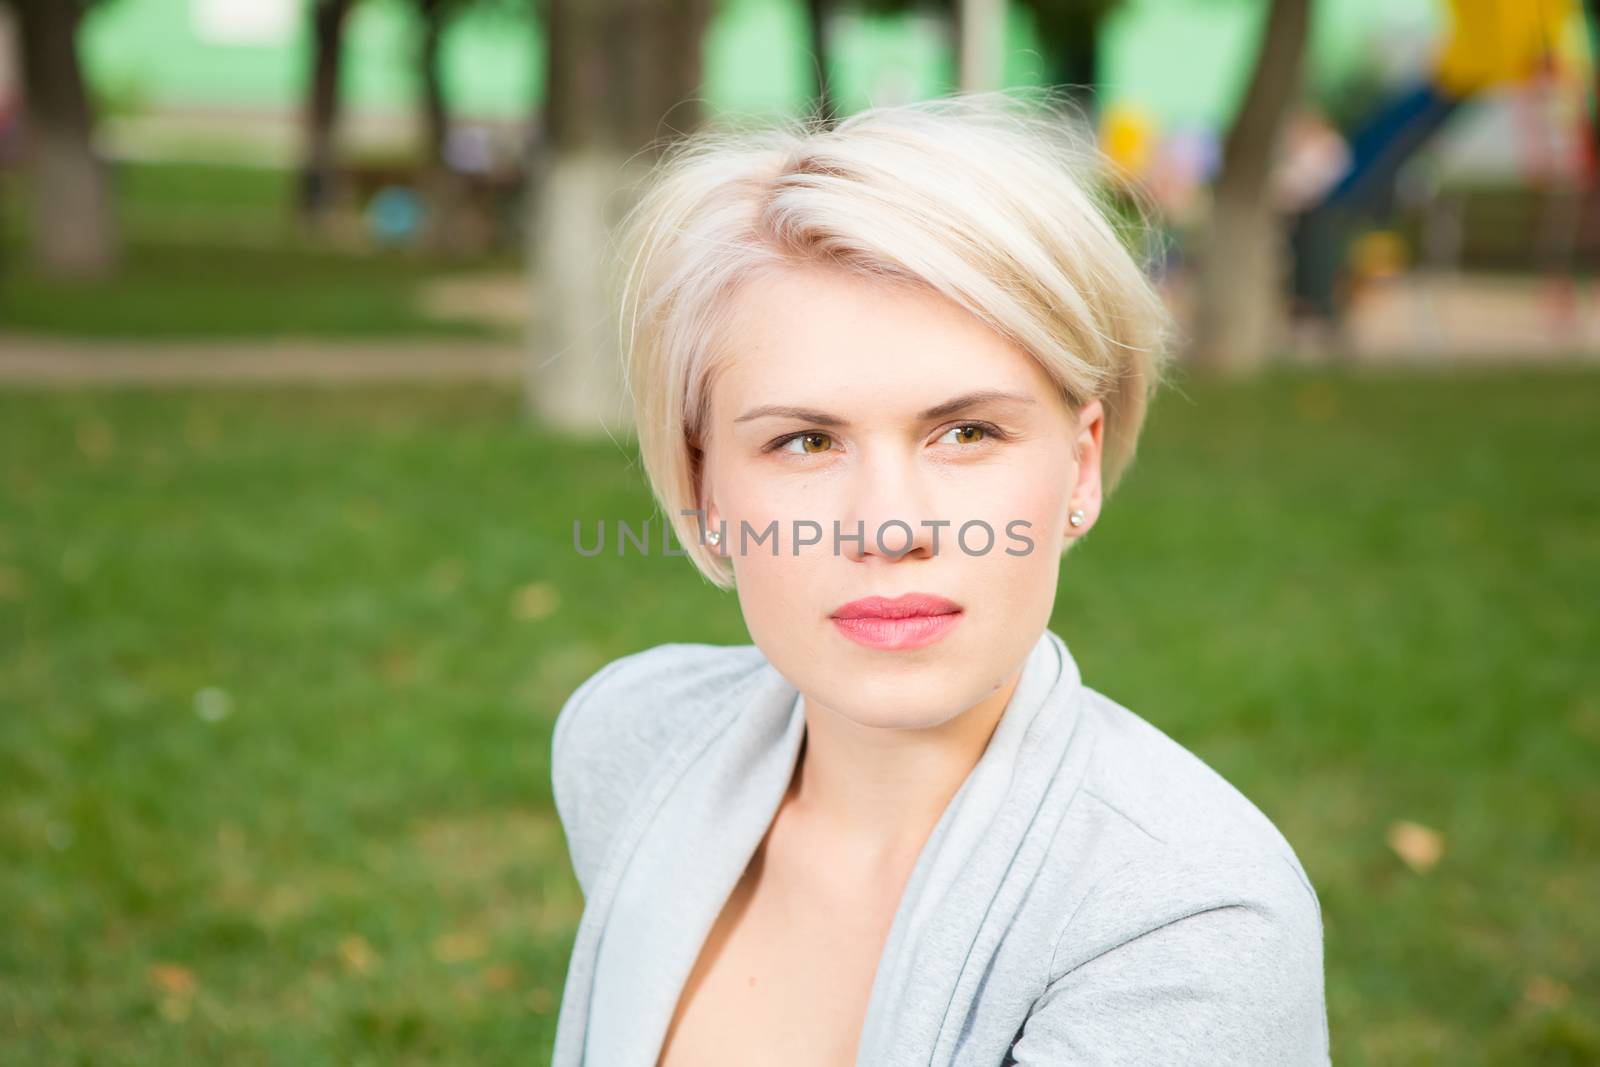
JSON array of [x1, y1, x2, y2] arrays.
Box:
[[830, 611, 963, 651]]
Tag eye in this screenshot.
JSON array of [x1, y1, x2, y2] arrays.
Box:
[[938, 423, 997, 446], [778, 431, 834, 455]]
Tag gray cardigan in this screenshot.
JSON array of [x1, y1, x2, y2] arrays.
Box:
[[549, 627, 1330, 1066]]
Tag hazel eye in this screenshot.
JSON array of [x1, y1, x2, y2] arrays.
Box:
[[941, 424, 988, 446], [782, 432, 834, 455]]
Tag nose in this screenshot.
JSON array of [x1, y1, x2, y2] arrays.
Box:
[[834, 444, 941, 563]]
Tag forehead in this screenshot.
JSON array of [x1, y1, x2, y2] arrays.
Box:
[[708, 265, 1059, 422]]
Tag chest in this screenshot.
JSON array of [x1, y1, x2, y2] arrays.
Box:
[[655, 833, 915, 1067]]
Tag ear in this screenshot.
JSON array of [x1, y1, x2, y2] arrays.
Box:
[[691, 486, 723, 556], [702, 496, 724, 553], [1065, 398, 1105, 540], [690, 447, 724, 555]]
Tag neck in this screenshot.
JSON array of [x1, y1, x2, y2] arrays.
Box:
[[786, 667, 1025, 872]]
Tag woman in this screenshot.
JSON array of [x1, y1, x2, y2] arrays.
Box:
[[549, 90, 1329, 1066]]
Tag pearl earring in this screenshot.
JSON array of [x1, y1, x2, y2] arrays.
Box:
[[1068, 507, 1086, 528], [706, 528, 721, 546]]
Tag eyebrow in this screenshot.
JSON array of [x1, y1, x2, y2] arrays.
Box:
[[734, 389, 1037, 427]]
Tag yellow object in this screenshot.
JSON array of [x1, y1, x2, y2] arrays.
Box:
[[1349, 229, 1409, 280], [1099, 102, 1156, 180], [1435, 0, 1578, 94]]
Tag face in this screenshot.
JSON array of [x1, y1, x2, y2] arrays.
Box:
[[697, 263, 1104, 731]]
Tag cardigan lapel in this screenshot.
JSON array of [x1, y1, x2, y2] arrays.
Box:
[[852, 628, 1093, 1066], [573, 662, 808, 1067]]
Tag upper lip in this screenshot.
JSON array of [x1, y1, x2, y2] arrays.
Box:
[[830, 593, 963, 620]]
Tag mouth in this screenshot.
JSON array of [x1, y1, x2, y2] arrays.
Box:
[[829, 593, 965, 651]]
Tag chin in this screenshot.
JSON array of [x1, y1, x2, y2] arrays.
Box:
[[813, 671, 977, 731], [830, 704, 958, 732]]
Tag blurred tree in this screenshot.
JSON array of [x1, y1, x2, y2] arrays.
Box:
[[1589, 1, 1600, 147], [526, 0, 711, 433], [851, 0, 1119, 119], [418, 0, 454, 167], [4, 0, 118, 278], [300, 0, 357, 228], [415, 0, 466, 250], [1585, 1, 1600, 216], [808, 0, 837, 125], [1186, 0, 1312, 371], [1023, 0, 1118, 120]]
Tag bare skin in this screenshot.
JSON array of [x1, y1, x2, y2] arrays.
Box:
[[655, 738, 902, 1066]]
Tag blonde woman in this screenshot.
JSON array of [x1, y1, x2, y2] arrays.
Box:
[[549, 90, 1329, 1067]]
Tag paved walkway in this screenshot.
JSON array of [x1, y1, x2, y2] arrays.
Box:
[[3, 271, 1597, 386], [1337, 272, 1600, 363], [0, 337, 526, 386]]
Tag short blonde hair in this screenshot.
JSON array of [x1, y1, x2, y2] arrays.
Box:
[[614, 88, 1176, 590]]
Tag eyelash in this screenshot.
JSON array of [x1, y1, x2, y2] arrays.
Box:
[[764, 421, 1011, 456]]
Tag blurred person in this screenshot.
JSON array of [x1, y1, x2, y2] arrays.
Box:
[[1279, 105, 1355, 350], [550, 90, 1329, 1067], [1273, 106, 1353, 214]]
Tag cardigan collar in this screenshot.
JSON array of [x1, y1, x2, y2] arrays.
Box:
[[554, 626, 1091, 1067]]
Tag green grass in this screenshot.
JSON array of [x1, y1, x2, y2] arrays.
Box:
[[0, 367, 1597, 1064], [0, 161, 521, 340]]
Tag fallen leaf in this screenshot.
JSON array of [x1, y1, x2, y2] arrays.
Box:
[[338, 934, 379, 975], [1522, 974, 1571, 1010], [483, 964, 519, 991], [433, 930, 488, 964], [1385, 819, 1444, 873], [511, 581, 560, 622], [149, 963, 195, 996]]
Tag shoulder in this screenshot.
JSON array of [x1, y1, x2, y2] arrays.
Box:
[[552, 641, 768, 768], [1017, 694, 1331, 1062], [1029, 687, 1328, 1061], [550, 641, 770, 896], [1071, 685, 1311, 866]]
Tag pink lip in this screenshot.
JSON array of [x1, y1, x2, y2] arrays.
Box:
[[829, 594, 964, 651]]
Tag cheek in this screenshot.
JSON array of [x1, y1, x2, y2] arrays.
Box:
[[732, 553, 830, 664], [713, 466, 825, 605], [716, 463, 847, 563], [961, 454, 1075, 538]]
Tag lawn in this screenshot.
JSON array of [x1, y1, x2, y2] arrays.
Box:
[[0, 367, 1596, 1064], [0, 161, 521, 340]]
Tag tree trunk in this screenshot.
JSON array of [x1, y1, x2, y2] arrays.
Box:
[[1028, 0, 1103, 124], [527, 0, 711, 435], [12, 0, 117, 279], [417, 0, 462, 253], [807, 0, 835, 126], [1187, 0, 1311, 372], [1580, 0, 1600, 279], [300, 0, 354, 228], [958, 0, 1004, 92]]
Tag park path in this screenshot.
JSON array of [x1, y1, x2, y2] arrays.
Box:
[[2, 272, 1597, 386], [0, 336, 526, 386]]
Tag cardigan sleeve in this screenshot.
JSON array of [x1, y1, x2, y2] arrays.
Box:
[[550, 654, 637, 899], [1008, 846, 1330, 1066], [549, 641, 768, 899]]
